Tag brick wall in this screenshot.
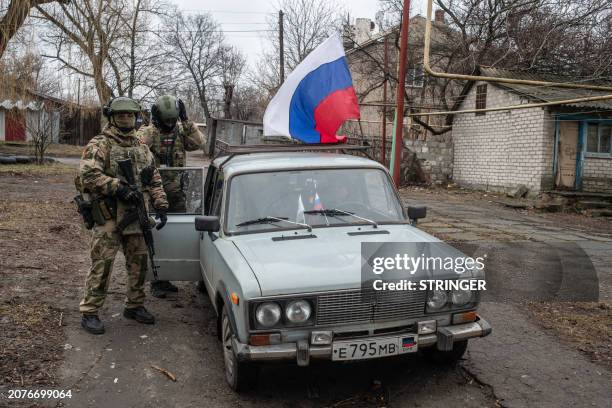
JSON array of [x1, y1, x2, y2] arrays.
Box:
[[452, 82, 554, 194], [341, 119, 454, 185], [402, 135, 453, 184], [583, 157, 612, 193]]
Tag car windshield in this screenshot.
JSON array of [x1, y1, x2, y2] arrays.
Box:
[[226, 168, 404, 233]]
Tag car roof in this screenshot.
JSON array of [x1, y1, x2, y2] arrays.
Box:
[[212, 152, 387, 177]]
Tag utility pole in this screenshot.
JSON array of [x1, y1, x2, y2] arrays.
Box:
[[390, 0, 411, 187], [77, 77, 83, 146], [279, 10, 285, 85], [381, 36, 388, 167]]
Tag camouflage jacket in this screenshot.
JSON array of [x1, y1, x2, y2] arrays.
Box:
[[79, 125, 169, 213], [137, 120, 204, 168]]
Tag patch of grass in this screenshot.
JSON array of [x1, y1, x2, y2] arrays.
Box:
[[526, 301, 611, 369], [0, 162, 77, 176], [0, 141, 84, 158]]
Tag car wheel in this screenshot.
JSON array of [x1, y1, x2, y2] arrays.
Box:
[[424, 340, 468, 364], [221, 307, 259, 391]]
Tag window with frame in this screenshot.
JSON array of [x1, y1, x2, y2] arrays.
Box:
[[475, 84, 487, 115], [407, 64, 424, 88], [157, 168, 203, 214], [586, 123, 611, 155]]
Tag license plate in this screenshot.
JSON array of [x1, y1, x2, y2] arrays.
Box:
[[332, 335, 418, 361]]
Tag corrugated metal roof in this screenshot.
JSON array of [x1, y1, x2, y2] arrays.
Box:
[[0, 100, 43, 111], [480, 67, 612, 111]]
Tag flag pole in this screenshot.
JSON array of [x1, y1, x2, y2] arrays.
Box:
[[390, 0, 411, 187]]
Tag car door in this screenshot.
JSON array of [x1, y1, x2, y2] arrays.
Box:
[[149, 167, 203, 281], [199, 166, 224, 294]]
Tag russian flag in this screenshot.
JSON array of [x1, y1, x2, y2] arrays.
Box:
[[263, 32, 360, 144]]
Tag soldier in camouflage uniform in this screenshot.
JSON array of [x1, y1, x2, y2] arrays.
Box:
[[137, 95, 204, 298], [78, 97, 169, 335]]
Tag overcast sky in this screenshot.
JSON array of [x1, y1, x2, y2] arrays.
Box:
[[172, 0, 427, 69]]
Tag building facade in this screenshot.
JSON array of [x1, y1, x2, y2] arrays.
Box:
[[452, 69, 612, 194]]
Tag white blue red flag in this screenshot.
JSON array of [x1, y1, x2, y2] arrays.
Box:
[[263, 32, 360, 144]]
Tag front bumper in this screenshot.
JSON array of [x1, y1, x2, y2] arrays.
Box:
[[233, 317, 492, 365]]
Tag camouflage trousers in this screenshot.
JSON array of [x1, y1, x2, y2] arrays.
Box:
[[79, 228, 149, 314]]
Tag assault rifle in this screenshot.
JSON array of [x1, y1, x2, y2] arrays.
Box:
[[116, 158, 159, 281]]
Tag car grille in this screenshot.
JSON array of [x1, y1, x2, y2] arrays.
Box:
[[315, 289, 427, 326]]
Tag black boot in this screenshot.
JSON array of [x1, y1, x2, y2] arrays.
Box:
[[160, 281, 178, 292], [150, 281, 178, 298], [81, 314, 105, 335], [123, 306, 155, 324]]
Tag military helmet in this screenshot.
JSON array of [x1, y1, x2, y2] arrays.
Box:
[[103, 97, 141, 117], [154, 95, 180, 123]]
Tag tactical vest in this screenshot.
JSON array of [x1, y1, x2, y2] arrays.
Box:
[[151, 127, 186, 168], [106, 136, 153, 235]]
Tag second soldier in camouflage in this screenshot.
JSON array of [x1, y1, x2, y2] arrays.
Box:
[[137, 95, 204, 298]]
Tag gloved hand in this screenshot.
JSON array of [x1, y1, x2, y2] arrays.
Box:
[[155, 210, 168, 230], [150, 104, 161, 127], [177, 99, 188, 122], [116, 182, 139, 203]]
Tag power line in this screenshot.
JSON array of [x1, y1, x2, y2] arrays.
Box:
[[147, 27, 274, 33], [217, 22, 269, 25], [180, 9, 274, 15]]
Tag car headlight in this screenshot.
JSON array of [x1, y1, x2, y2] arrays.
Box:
[[255, 302, 281, 327], [427, 289, 447, 311], [285, 300, 312, 324], [451, 287, 472, 306]]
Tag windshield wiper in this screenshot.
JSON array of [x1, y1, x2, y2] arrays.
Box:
[[236, 216, 312, 232], [304, 208, 378, 228]]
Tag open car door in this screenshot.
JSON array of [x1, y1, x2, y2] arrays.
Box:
[[148, 167, 203, 281]]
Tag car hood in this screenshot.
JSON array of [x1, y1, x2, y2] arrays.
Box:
[[231, 224, 455, 297]]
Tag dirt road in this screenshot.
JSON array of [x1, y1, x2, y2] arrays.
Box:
[[1, 165, 610, 408]]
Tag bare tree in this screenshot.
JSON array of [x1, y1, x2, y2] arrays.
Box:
[[377, 0, 611, 77], [161, 9, 224, 120], [230, 85, 268, 121], [276, 0, 343, 70], [219, 46, 245, 119], [107, 0, 175, 99], [35, 0, 127, 104], [25, 102, 60, 164], [431, 0, 611, 76], [253, 0, 344, 96], [347, 0, 612, 135], [0, 0, 68, 59], [35, 0, 176, 104]]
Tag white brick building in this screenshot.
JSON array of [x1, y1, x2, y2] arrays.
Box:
[[452, 68, 612, 194]]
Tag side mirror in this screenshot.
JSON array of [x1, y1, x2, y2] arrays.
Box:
[[195, 216, 220, 232], [406, 206, 427, 225]]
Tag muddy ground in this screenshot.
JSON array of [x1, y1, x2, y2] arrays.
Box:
[[0, 166, 610, 408], [0, 166, 84, 393]]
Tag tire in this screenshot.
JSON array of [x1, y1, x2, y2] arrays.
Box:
[[423, 340, 468, 364], [0, 156, 17, 164], [221, 307, 259, 391]]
